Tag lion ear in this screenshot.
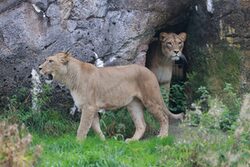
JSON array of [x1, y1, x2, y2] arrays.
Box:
[[60, 53, 69, 65], [160, 32, 169, 42], [179, 32, 187, 41]]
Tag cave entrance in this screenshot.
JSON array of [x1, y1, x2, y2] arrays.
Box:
[[145, 22, 189, 83], [145, 22, 189, 114]]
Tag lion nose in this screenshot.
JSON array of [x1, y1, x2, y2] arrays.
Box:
[[174, 51, 179, 54]]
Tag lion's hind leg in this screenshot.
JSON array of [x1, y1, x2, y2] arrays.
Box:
[[144, 102, 169, 138], [91, 113, 105, 140], [125, 99, 146, 142]]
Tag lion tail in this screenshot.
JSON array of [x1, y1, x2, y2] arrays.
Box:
[[163, 107, 184, 121]]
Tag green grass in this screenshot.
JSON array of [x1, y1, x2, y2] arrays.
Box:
[[32, 134, 175, 167]]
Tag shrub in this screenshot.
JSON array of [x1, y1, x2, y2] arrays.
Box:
[[187, 84, 241, 132], [196, 86, 210, 112], [169, 84, 249, 167], [219, 83, 241, 131], [161, 83, 187, 114], [0, 121, 41, 167]]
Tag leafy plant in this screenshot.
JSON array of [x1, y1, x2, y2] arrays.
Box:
[[169, 83, 187, 113], [196, 86, 210, 112], [219, 83, 241, 132], [161, 83, 187, 114], [221, 83, 241, 113]]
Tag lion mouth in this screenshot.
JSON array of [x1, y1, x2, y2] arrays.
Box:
[[43, 74, 53, 84], [171, 56, 180, 61], [46, 74, 53, 80], [171, 54, 187, 64]]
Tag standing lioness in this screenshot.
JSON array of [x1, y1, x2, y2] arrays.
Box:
[[146, 32, 187, 91], [39, 52, 183, 141]]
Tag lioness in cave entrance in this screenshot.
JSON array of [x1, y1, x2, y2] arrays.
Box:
[[146, 32, 187, 91], [39, 52, 183, 142]]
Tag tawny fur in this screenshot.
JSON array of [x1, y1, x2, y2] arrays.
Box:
[[146, 32, 187, 91], [39, 52, 183, 141]]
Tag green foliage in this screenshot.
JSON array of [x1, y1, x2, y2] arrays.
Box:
[[195, 86, 210, 112], [219, 83, 241, 132], [221, 83, 241, 113], [100, 108, 159, 140], [187, 111, 201, 127], [169, 83, 187, 113], [1, 84, 78, 136], [187, 83, 240, 132], [161, 83, 187, 114], [170, 97, 249, 167], [36, 84, 53, 111], [99, 108, 134, 140], [219, 108, 236, 132]]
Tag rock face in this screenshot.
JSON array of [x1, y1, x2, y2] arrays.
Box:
[[1, 0, 249, 100], [186, 0, 250, 94], [0, 0, 194, 97], [188, 0, 250, 47]]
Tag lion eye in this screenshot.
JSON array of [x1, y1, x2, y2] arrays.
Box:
[[178, 42, 182, 45], [49, 60, 54, 63], [167, 42, 172, 46]]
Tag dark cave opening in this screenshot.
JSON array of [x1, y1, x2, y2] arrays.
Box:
[[145, 21, 190, 114], [146, 21, 189, 84]]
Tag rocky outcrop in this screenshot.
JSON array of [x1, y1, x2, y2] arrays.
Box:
[[0, 0, 194, 97], [186, 0, 250, 94]]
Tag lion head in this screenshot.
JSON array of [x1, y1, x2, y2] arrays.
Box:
[[159, 32, 187, 61], [39, 52, 69, 81]]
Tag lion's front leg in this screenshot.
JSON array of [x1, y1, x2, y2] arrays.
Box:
[[77, 106, 96, 140]]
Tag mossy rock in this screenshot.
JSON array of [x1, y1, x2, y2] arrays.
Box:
[[187, 45, 241, 97]]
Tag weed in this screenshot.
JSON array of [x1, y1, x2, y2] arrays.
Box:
[[196, 86, 210, 112], [219, 83, 241, 132], [0, 122, 41, 167]]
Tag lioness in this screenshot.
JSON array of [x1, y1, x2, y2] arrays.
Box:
[[146, 32, 187, 91], [39, 52, 183, 141]]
